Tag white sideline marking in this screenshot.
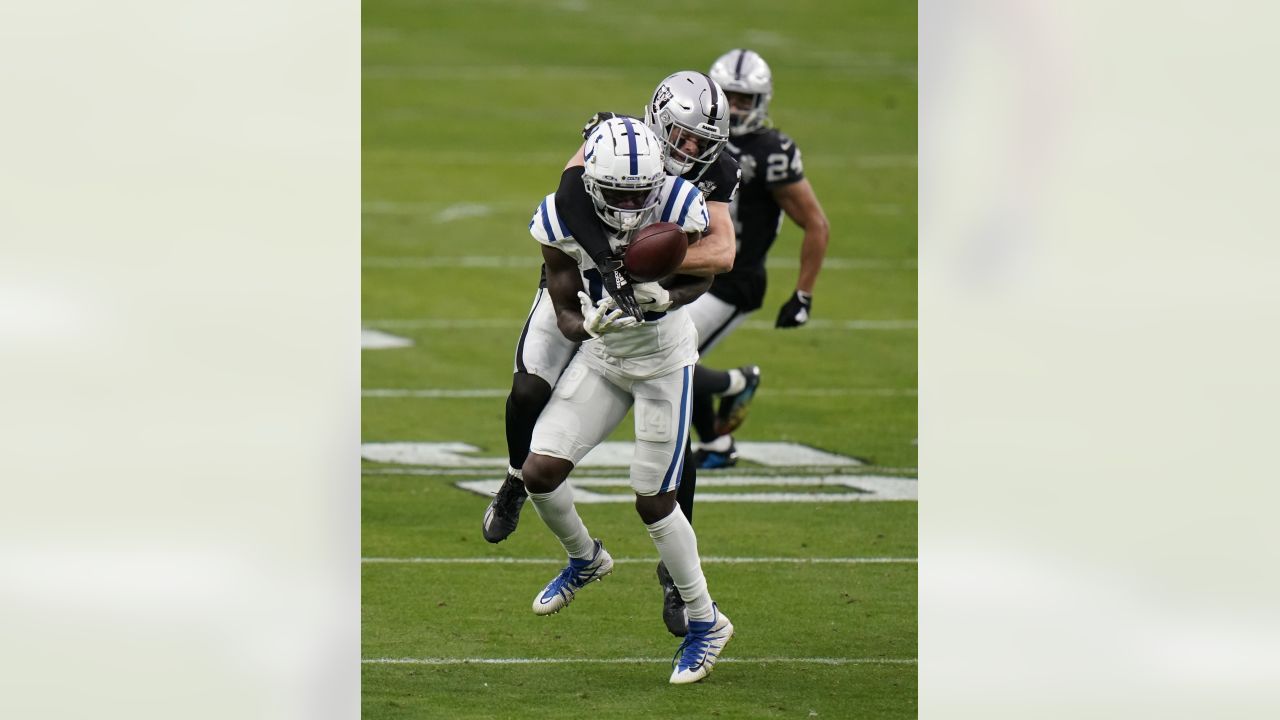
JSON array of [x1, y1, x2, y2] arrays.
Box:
[[457, 475, 916, 502], [362, 387, 915, 399], [361, 254, 915, 271], [363, 656, 916, 666], [361, 441, 861, 468], [362, 556, 916, 565], [360, 329, 413, 350], [363, 318, 915, 331]]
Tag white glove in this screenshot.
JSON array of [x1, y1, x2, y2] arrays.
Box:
[[579, 291, 639, 338], [632, 282, 672, 312]]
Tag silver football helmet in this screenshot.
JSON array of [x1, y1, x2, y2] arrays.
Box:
[[581, 117, 666, 232], [643, 71, 730, 180], [708, 49, 773, 136]]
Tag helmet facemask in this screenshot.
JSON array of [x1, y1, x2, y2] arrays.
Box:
[[582, 175, 662, 232], [724, 90, 771, 136], [656, 121, 727, 179]]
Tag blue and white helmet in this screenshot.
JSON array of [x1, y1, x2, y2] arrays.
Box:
[[643, 71, 730, 180], [581, 117, 666, 232], [709, 49, 773, 136]]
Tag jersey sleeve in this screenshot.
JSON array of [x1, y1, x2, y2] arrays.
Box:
[[655, 177, 710, 234], [760, 132, 805, 188], [704, 154, 741, 204], [528, 193, 573, 247]]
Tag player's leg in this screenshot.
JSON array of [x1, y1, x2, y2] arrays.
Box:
[[524, 355, 631, 615], [483, 285, 578, 543], [684, 293, 758, 469], [658, 442, 697, 636], [631, 365, 734, 680]]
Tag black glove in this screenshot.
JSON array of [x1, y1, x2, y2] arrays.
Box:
[[775, 290, 813, 328], [595, 254, 645, 322], [581, 111, 619, 141]]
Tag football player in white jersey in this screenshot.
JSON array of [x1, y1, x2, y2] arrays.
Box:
[[484, 80, 733, 510], [520, 118, 734, 685], [482, 71, 738, 640]]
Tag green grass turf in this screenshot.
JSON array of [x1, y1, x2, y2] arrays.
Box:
[[363, 0, 916, 715]]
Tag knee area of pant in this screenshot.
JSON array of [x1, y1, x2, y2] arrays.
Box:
[[510, 372, 553, 410], [635, 492, 677, 525], [522, 454, 569, 493]]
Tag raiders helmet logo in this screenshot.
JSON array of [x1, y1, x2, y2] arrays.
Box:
[[697, 180, 718, 197], [654, 85, 674, 110]]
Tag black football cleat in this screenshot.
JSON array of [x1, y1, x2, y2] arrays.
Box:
[[714, 365, 761, 436], [656, 560, 688, 637], [482, 473, 527, 543]]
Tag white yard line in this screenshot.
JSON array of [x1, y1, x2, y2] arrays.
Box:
[[363, 318, 915, 331], [362, 388, 915, 398], [362, 556, 916, 564], [363, 656, 917, 666]]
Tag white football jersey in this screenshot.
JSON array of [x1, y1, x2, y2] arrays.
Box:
[[529, 174, 709, 377]]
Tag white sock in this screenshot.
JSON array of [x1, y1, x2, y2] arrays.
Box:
[[507, 465, 523, 480], [528, 483, 595, 559], [646, 508, 714, 622], [727, 366, 747, 394], [699, 434, 733, 453]]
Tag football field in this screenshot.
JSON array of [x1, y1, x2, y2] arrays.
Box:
[[362, 1, 917, 717]]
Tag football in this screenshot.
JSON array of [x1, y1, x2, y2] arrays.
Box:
[[624, 222, 688, 282]]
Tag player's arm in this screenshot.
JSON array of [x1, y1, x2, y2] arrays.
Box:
[[676, 200, 735, 276], [661, 273, 714, 308], [541, 245, 593, 343], [541, 244, 638, 341], [631, 272, 713, 313], [772, 178, 830, 327]]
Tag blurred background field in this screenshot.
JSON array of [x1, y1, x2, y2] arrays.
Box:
[[362, 0, 916, 717]]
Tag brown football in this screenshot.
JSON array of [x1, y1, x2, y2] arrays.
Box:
[[624, 222, 688, 282]]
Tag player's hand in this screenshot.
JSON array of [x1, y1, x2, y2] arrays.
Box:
[[632, 282, 672, 312], [775, 290, 812, 328], [579, 291, 639, 338], [594, 254, 645, 322], [581, 111, 619, 141]]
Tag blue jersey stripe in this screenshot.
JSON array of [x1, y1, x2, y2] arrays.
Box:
[[539, 199, 556, 242], [545, 196, 569, 239], [659, 179, 685, 223], [675, 187, 699, 227], [621, 116, 638, 175], [660, 365, 692, 493]]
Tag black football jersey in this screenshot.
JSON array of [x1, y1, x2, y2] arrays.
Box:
[[707, 128, 805, 311]]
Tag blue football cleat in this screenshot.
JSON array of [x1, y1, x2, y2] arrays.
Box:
[[532, 539, 613, 615], [670, 605, 734, 684]]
